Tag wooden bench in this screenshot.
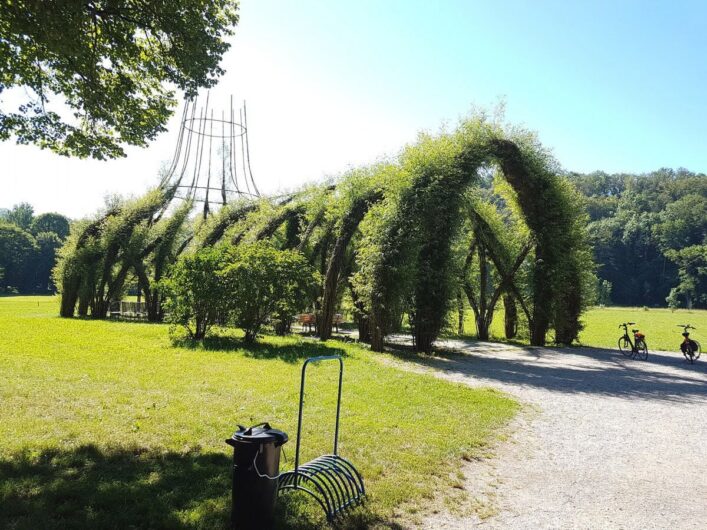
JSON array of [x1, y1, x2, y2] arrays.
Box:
[[297, 313, 316, 332], [333, 313, 343, 333]]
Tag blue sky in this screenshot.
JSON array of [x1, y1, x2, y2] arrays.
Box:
[[2, 0, 706, 216]]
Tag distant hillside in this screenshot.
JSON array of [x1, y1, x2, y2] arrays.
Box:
[[567, 169, 706, 308]]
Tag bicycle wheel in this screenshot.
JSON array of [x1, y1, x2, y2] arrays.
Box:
[[685, 341, 700, 363], [618, 337, 632, 357], [635, 339, 648, 360]]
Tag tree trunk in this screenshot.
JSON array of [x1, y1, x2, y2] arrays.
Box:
[[349, 280, 371, 343], [476, 242, 490, 341], [60, 273, 80, 317], [503, 294, 517, 339], [77, 295, 90, 317], [357, 315, 370, 343], [193, 318, 206, 340], [146, 290, 161, 322], [457, 289, 464, 335], [370, 312, 385, 352], [415, 326, 435, 354], [320, 191, 382, 341], [530, 248, 550, 346]]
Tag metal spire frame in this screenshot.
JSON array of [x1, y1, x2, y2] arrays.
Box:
[[160, 95, 260, 218]]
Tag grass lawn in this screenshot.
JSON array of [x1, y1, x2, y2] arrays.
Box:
[[0, 296, 518, 529], [452, 303, 707, 353], [578, 306, 707, 353]]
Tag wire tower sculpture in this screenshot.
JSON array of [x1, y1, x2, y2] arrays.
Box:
[[159, 94, 260, 218]]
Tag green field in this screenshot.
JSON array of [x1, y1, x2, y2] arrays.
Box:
[[455, 304, 707, 352], [578, 306, 707, 352], [0, 296, 517, 529]]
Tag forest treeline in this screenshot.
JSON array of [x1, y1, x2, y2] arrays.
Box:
[[0, 204, 69, 294], [1, 168, 705, 310], [567, 168, 706, 309]]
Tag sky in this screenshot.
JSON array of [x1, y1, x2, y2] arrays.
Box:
[[2, 0, 706, 218]]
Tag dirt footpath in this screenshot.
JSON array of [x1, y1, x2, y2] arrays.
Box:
[[390, 340, 707, 529]]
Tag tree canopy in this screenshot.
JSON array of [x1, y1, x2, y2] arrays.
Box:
[[0, 204, 70, 293], [0, 0, 239, 159], [570, 169, 706, 308]]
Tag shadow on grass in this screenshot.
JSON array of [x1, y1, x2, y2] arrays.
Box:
[[240, 341, 349, 364], [172, 335, 349, 364], [0, 445, 230, 529], [0, 445, 393, 530]]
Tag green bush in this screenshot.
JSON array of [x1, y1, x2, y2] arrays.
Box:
[[160, 245, 233, 340], [161, 242, 318, 342], [222, 241, 319, 342]]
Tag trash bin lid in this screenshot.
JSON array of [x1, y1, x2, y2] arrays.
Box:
[[226, 422, 288, 446]]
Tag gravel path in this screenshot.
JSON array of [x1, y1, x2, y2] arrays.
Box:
[[389, 340, 707, 529]]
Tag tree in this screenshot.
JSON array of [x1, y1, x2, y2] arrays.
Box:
[[4, 203, 34, 231], [54, 190, 168, 318], [664, 245, 707, 309], [597, 279, 612, 305], [223, 242, 319, 343], [572, 169, 706, 307], [30, 213, 70, 239], [1, 1, 239, 159], [33, 231, 63, 292], [654, 194, 706, 251], [0, 222, 37, 292], [460, 199, 534, 341], [131, 201, 192, 321]]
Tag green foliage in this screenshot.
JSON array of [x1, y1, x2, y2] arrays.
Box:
[[139, 201, 193, 320], [654, 194, 706, 251], [55, 190, 169, 317], [161, 245, 233, 340], [664, 245, 707, 309], [0, 222, 37, 292], [0, 1, 239, 158], [50, 107, 598, 352], [0, 205, 69, 293], [30, 212, 70, 239], [162, 240, 318, 342], [597, 279, 613, 306], [356, 113, 595, 350], [666, 288, 682, 309], [2, 202, 34, 231], [223, 242, 319, 342], [571, 169, 706, 307], [33, 232, 63, 292]]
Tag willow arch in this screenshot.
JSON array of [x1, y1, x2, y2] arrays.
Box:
[[56, 115, 592, 347], [368, 135, 590, 352]]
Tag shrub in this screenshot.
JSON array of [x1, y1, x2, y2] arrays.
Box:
[[160, 245, 233, 340], [222, 241, 319, 343], [161, 241, 318, 343]]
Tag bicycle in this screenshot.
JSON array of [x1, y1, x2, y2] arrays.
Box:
[[618, 322, 648, 360], [677, 324, 701, 364]]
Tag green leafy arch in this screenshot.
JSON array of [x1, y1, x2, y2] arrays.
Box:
[[367, 127, 592, 352]]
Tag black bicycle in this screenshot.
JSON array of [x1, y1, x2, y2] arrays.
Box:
[[618, 322, 648, 360], [678, 324, 701, 364]]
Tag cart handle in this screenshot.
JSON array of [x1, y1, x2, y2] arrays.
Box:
[[294, 355, 344, 475]]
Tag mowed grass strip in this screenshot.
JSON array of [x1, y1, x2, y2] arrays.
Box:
[[0, 296, 517, 529], [451, 303, 707, 353], [578, 306, 707, 353]]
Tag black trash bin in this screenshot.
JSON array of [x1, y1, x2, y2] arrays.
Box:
[[225, 422, 288, 530]]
